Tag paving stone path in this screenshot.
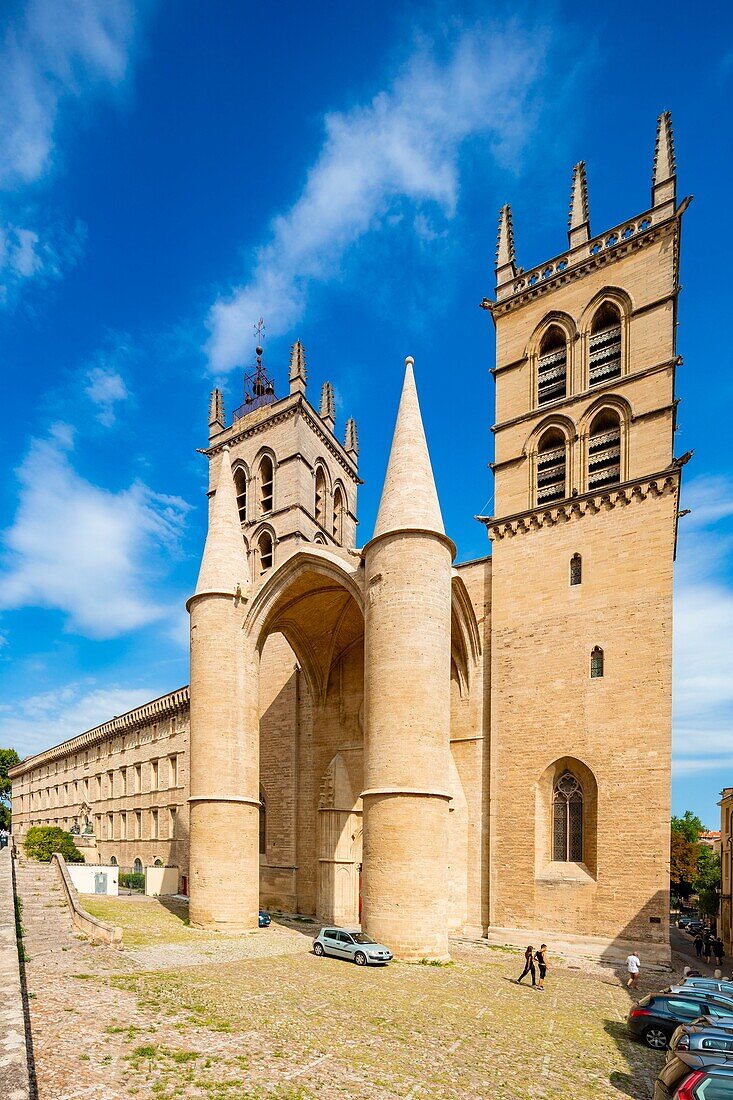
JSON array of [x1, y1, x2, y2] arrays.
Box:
[[14, 859, 668, 1100]]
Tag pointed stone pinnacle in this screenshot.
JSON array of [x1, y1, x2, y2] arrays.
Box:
[[195, 447, 250, 597], [653, 110, 676, 185], [289, 340, 307, 395], [320, 380, 335, 430], [495, 204, 516, 270], [373, 358, 445, 540], [344, 417, 359, 459], [652, 110, 677, 210], [208, 388, 225, 437]]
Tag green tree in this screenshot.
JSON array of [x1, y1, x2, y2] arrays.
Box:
[[672, 810, 707, 845], [694, 846, 722, 919], [671, 829, 699, 901], [23, 826, 84, 864], [0, 748, 21, 832]]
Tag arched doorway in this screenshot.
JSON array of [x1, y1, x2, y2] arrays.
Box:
[[246, 547, 366, 919]]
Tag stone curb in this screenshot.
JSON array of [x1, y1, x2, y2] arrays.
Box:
[[0, 848, 32, 1100], [51, 853, 123, 947]]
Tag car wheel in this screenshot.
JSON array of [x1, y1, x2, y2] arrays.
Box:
[[313, 942, 324, 957], [354, 951, 367, 966], [643, 1026, 668, 1051]]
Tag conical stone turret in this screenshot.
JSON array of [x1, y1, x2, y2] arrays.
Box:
[[373, 358, 444, 540], [187, 446, 259, 932], [362, 357, 454, 962], [195, 447, 250, 597]]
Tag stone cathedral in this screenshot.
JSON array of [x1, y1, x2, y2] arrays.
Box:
[[10, 113, 687, 963]]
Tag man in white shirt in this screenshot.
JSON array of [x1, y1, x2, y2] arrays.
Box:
[[626, 951, 641, 989]]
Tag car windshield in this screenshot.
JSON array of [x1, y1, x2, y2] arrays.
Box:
[[352, 934, 377, 944]]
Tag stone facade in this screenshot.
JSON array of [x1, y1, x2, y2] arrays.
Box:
[[10, 112, 687, 962]]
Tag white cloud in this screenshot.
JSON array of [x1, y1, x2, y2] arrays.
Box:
[[0, 681, 172, 760], [0, 0, 139, 302], [0, 0, 136, 187], [673, 475, 733, 775], [206, 23, 548, 372], [0, 427, 189, 639], [85, 366, 129, 426]]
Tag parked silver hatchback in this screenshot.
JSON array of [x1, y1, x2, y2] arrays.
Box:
[[313, 927, 393, 966]]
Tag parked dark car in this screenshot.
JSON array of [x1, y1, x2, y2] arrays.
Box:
[[681, 978, 733, 998], [628, 993, 733, 1049], [678, 917, 693, 930], [669, 1015, 733, 1067], [686, 922, 705, 936], [258, 911, 271, 927], [654, 1058, 733, 1098], [664, 988, 733, 1015]]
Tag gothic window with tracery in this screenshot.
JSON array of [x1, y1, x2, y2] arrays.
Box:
[[553, 771, 583, 862], [589, 303, 622, 386], [536, 428, 567, 505], [570, 553, 582, 586], [590, 646, 604, 678], [537, 326, 568, 406], [234, 467, 247, 523], [588, 409, 621, 489]]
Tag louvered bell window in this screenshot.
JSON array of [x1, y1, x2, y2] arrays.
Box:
[[588, 412, 621, 489], [552, 772, 583, 862], [536, 430, 566, 505], [589, 304, 622, 387], [537, 327, 568, 406]]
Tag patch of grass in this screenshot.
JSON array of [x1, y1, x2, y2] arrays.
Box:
[[72, 973, 93, 980], [132, 1044, 160, 1059]]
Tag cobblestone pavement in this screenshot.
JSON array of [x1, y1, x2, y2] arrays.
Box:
[[16, 865, 674, 1100]]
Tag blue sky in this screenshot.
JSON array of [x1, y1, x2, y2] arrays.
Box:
[[0, 0, 731, 827]]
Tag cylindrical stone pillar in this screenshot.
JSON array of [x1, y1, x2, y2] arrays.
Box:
[[187, 594, 260, 930], [362, 528, 453, 960]]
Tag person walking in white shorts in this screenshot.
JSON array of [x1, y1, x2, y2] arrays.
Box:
[[626, 951, 641, 989]]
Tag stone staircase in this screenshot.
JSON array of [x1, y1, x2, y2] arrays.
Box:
[[13, 859, 76, 961]]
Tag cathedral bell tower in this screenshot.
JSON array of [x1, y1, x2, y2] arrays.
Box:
[[479, 113, 689, 961], [206, 338, 360, 583]]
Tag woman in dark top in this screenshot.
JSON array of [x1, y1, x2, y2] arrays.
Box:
[[535, 945, 548, 991], [516, 946, 536, 986]]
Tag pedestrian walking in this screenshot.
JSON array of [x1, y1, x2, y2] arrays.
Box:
[[516, 945, 536, 986], [535, 944, 549, 992], [714, 937, 725, 969], [626, 950, 641, 989], [704, 935, 712, 965], [694, 933, 703, 958]]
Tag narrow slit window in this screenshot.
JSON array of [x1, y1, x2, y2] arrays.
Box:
[[590, 646, 604, 678], [537, 326, 568, 406], [552, 772, 583, 862], [234, 468, 247, 523], [259, 455, 274, 515], [588, 410, 621, 489], [333, 487, 345, 544], [259, 791, 266, 856], [258, 531, 273, 574], [315, 467, 327, 527], [536, 428, 566, 505], [589, 303, 622, 386], [570, 553, 582, 586]]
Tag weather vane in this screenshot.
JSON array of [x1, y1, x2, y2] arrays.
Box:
[[253, 317, 266, 345]]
